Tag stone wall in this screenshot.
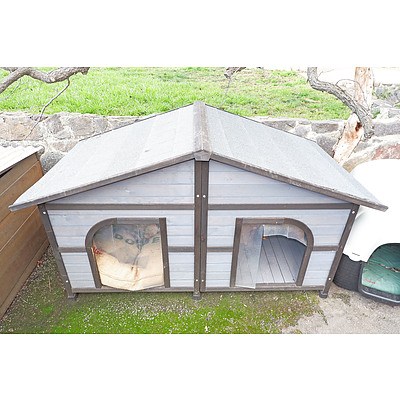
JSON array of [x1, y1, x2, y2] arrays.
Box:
[[0, 111, 399, 173]]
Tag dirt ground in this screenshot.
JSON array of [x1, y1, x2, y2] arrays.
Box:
[[283, 283, 400, 334]]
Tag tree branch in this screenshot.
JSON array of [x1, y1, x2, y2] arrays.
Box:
[[307, 67, 374, 138], [224, 67, 246, 79], [0, 67, 32, 93], [26, 78, 71, 138], [0, 67, 90, 94]]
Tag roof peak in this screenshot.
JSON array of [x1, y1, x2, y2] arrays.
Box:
[[193, 101, 211, 161]]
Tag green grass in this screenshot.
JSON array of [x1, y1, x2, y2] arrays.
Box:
[[0, 67, 350, 119], [0, 249, 320, 334]]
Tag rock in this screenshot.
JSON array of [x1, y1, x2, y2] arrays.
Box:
[[373, 142, 400, 159], [93, 116, 111, 133], [374, 86, 385, 97], [374, 118, 400, 136], [60, 113, 94, 138], [388, 108, 400, 118], [374, 84, 400, 105], [311, 120, 341, 134], [353, 138, 374, 152], [395, 89, 400, 102], [344, 136, 400, 172], [261, 118, 297, 133], [342, 150, 375, 172], [108, 116, 138, 130], [316, 134, 338, 156], [51, 139, 79, 153], [371, 100, 394, 118], [0, 112, 38, 140], [294, 123, 311, 138], [46, 114, 72, 140], [40, 151, 64, 173]]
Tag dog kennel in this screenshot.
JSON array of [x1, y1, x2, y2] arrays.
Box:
[[10, 102, 386, 299]]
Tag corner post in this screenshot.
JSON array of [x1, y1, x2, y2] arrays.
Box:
[[38, 204, 77, 300], [320, 204, 359, 298]]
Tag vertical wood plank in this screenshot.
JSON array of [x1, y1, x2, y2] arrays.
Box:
[[229, 218, 243, 287], [159, 217, 170, 288], [258, 243, 274, 283], [263, 239, 284, 283]]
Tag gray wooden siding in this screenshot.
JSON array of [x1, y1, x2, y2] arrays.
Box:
[[48, 209, 194, 248], [205, 250, 336, 288], [302, 251, 336, 286], [169, 252, 194, 288], [60, 253, 96, 288], [51, 160, 194, 204], [50, 209, 195, 290], [60, 250, 194, 290], [208, 161, 346, 204], [206, 252, 232, 288], [207, 209, 349, 248], [205, 192, 348, 288]]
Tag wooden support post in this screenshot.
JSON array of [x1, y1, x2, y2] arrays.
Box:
[[194, 161, 209, 299]]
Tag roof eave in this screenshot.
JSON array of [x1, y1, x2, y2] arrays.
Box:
[[210, 153, 388, 212], [10, 152, 197, 212]]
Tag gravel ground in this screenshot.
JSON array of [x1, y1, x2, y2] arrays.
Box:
[[283, 283, 400, 334]]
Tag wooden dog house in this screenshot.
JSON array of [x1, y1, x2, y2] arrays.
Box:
[[1, 146, 48, 317], [10, 102, 386, 299]]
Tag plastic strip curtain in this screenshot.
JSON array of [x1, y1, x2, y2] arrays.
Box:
[[264, 224, 307, 246], [92, 223, 164, 291], [236, 223, 307, 288], [236, 224, 264, 288]]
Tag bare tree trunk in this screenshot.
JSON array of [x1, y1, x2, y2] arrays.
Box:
[[333, 67, 374, 164], [307, 67, 374, 139], [333, 113, 364, 164], [354, 67, 373, 108]]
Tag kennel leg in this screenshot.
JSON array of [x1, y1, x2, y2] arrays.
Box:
[[318, 291, 328, 299], [192, 291, 202, 300]]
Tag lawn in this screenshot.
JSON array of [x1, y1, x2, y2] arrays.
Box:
[[0, 67, 350, 119], [0, 249, 320, 334]]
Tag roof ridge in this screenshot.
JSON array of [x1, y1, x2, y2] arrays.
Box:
[[193, 101, 211, 161]]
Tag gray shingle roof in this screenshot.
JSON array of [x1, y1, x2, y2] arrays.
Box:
[[10, 102, 387, 211]]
